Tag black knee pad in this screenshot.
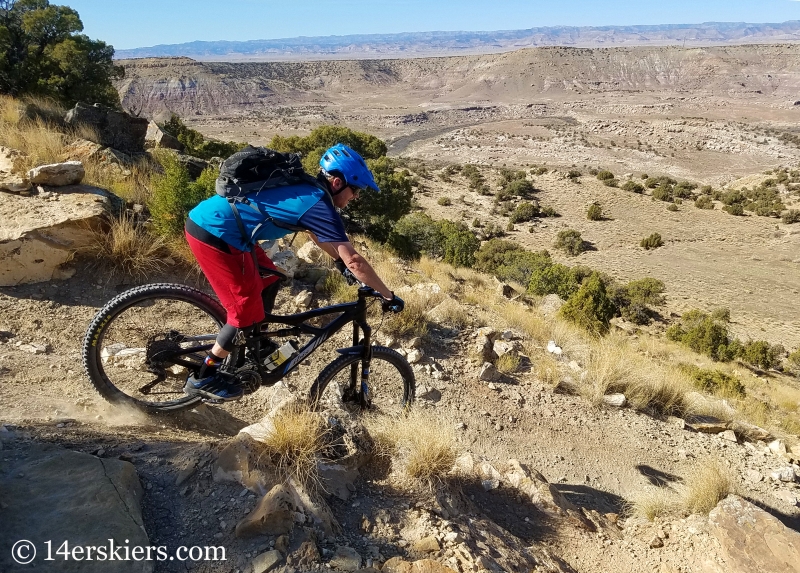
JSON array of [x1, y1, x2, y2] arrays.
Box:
[[216, 324, 255, 352]]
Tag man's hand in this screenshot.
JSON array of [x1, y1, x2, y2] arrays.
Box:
[[382, 293, 405, 313], [334, 259, 359, 285]]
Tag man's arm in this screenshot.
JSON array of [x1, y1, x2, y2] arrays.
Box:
[[328, 241, 393, 300]]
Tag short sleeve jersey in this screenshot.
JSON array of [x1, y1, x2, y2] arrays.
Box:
[[188, 183, 348, 252]]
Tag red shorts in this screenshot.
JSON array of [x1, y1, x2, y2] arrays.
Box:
[[185, 231, 280, 328]]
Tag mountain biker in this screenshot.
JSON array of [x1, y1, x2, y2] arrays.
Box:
[[183, 143, 404, 401]]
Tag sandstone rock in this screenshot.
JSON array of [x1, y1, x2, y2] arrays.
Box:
[[329, 545, 362, 571], [0, 443, 151, 573], [686, 416, 730, 434], [406, 348, 424, 364], [731, 421, 772, 442], [770, 467, 796, 482], [708, 495, 800, 573], [719, 429, 738, 443], [412, 535, 441, 553], [296, 241, 325, 264], [287, 539, 320, 568], [294, 290, 313, 310], [144, 121, 184, 151], [0, 184, 116, 285], [492, 339, 519, 358], [503, 459, 579, 517], [540, 294, 565, 316], [65, 102, 148, 153], [769, 439, 788, 456], [745, 469, 763, 483], [0, 146, 30, 193], [60, 138, 104, 163], [28, 161, 85, 186], [417, 385, 442, 402], [546, 340, 563, 355], [318, 462, 359, 501], [235, 484, 296, 537], [251, 550, 283, 573], [382, 558, 458, 573], [649, 536, 664, 548], [425, 296, 465, 327], [177, 154, 209, 180], [271, 250, 299, 278], [603, 393, 627, 407], [479, 362, 500, 382]]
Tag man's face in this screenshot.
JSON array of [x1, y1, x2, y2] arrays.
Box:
[[332, 179, 360, 208]]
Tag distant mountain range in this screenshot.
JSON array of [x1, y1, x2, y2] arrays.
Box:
[[115, 21, 800, 61]]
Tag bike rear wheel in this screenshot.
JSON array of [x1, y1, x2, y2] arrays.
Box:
[[82, 283, 226, 413], [309, 346, 415, 415]]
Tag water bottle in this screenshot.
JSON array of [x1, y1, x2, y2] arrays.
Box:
[[265, 340, 299, 372]]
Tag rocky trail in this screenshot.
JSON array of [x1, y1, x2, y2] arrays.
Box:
[[1, 257, 799, 573]]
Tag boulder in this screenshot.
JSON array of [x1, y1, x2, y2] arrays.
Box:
[[0, 443, 151, 573], [28, 161, 85, 186], [251, 550, 283, 573], [708, 495, 800, 573], [479, 362, 501, 382], [603, 393, 627, 408], [425, 296, 464, 327], [296, 241, 325, 264], [0, 184, 117, 285], [65, 103, 148, 153], [144, 121, 184, 151], [492, 339, 520, 358], [0, 146, 30, 194], [329, 546, 362, 571], [235, 484, 297, 537], [539, 294, 565, 316], [177, 154, 208, 180]]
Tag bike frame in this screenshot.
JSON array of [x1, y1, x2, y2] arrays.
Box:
[[159, 286, 378, 402]]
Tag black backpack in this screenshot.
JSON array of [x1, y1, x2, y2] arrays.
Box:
[[216, 146, 323, 197], [214, 146, 328, 269]]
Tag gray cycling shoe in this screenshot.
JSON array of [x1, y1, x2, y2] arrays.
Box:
[[184, 372, 243, 401]]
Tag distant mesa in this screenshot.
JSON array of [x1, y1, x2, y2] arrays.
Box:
[[115, 21, 800, 61]]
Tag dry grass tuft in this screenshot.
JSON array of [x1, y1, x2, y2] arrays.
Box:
[[681, 461, 735, 515], [254, 403, 328, 487], [318, 271, 358, 304], [629, 459, 734, 520], [364, 408, 457, 486], [383, 292, 431, 338], [583, 335, 637, 404], [87, 214, 167, 278], [495, 352, 520, 374], [533, 352, 562, 388]]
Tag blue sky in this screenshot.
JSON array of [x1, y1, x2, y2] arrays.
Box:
[[65, 0, 800, 50]]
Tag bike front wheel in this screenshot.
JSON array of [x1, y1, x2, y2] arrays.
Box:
[[82, 283, 226, 413], [309, 346, 415, 415]]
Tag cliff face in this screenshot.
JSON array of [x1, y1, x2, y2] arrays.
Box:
[[117, 45, 800, 118]]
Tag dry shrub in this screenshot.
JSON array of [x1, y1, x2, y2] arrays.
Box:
[[383, 292, 431, 338], [681, 461, 735, 515], [363, 408, 457, 486], [495, 352, 520, 374], [88, 213, 166, 278], [254, 403, 328, 487], [533, 352, 562, 388], [319, 271, 358, 304], [629, 486, 680, 521], [629, 459, 734, 520]]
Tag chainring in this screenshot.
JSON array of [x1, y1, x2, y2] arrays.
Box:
[[236, 365, 262, 395]]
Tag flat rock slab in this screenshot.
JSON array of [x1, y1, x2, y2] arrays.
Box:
[[0, 184, 118, 285], [0, 443, 151, 573], [708, 495, 800, 573]]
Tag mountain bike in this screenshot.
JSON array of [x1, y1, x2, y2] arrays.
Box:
[[82, 282, 415, 415]]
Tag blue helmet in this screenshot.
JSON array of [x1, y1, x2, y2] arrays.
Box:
[[319, 144, 380, 193]]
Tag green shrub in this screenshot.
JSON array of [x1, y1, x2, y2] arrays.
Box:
[[681, 365, 746, 398], [740, 340, 783, 370], [0, 1, 123, 107], [437, 197, 452, 206], [587, 202, 603, 221], [149, 154, 217, 238], [652, 184, 673, 202], [439, 221, 480, 267], [625, 277, 666, 306], [506, 221, 515, 232], [645, 175, 676, 189], [554, 229, 585, 256], [528, 263, 581, 299], [723, 203, 744, 216], [559, 272, 616, 335], [668, 310, 731, 361], [540, 206, 559, 217], [161, 115, 245, 160], [270, 125, 386, 172], [782, 209, 800, 224], [388, 213, 478, 267], [667, 203, 679, 212], [474, 240, 551, 284], [711, 308, 731, 323], [504, 178, 536, 199], [640, 233, 664, 250], [596, 170, 615, 181], [788, 348, 800, 376], [673, 181, 697, 198], [567, 169, 582, 179], [509, 201, 540, 223], [622, 181, 645, 193], [532, 166, 548, 175], [695, 195, 714, 209]]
